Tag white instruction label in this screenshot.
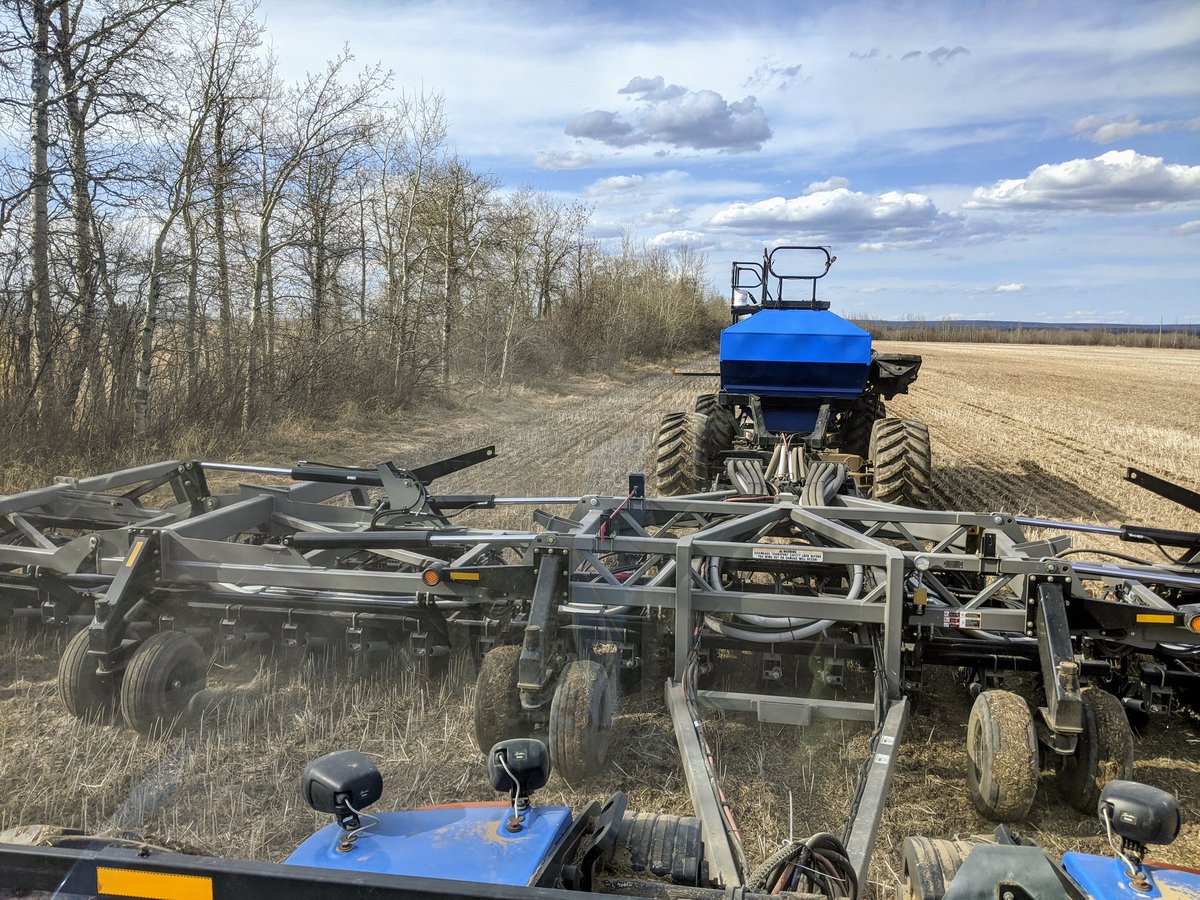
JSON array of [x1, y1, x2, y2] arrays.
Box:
[[752, 547, 824, 563], [942, 610, 982, 629]]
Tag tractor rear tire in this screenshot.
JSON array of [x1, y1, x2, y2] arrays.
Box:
[[899, 836, 973, 900], [870, 417, 932, 507], [59, 627, 120, 721], [119, 631, 207, 734], [654, 412, 710, 495], [965, 690, 1039, 822], [549, 659, 615, 782], [473, 644, 528, 753], [1056, 687, 1133, 814]]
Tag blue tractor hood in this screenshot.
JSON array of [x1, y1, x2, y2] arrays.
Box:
[[285, 802, 572, 886], [720, 308, 871, 400]]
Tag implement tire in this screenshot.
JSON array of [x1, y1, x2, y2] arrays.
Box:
[[1057, 687, 1134, 814], [59, 627, 120, 721], [869, 417, 932, 507], [119, 631, 207, 734], [549, 659, 615, 782], [473, 645, 528, 753], [965, 690, 1039, 822]]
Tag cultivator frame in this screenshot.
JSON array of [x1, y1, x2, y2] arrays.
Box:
[[1, 453, 1199, 895]]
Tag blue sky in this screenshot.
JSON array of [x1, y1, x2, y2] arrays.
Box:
[[261, 0, 1199, 323]]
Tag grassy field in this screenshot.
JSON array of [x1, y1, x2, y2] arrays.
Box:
[[1, 342, 1197, 897]]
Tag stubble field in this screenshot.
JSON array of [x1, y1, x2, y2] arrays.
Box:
[[1, 341, 1198, 897]]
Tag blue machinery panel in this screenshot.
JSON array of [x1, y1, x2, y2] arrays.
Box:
[[720, 309, 872, 434], [286, 803, 573, 886], [1062, 851, 1200, 899]]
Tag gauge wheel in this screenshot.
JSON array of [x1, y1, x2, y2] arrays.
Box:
[[1056, 687, 1134, 814], [119, 631, 207, 734], [549, 659, 615, 782], [58, 627, 120, 720], [473, 644, 529, 753], [965, 689, 1039, 821]]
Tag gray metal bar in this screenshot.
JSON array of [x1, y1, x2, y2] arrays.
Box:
[[200, 462, 292, 476], [1015, 516, 1123, 536], [695, 690, 875, 723], [664, 679, 741, 887], [674, 536, 694, 680], [844, 698, 909, 889], [4, 514, 57, 550], [567, 583, 890, 622]]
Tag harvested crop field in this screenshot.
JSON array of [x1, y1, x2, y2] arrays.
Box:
[[1, 341, 1198, 898]]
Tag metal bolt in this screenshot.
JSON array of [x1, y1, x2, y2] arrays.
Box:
[[1044, 562, 1056, 572], [546, 536, 557, 545], [1003, 892, 1015, 900], [993, 515, 1004, 525]]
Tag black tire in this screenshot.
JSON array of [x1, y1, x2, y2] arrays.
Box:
[[694, 393, 718, 415], [965, 689, 1039, 821], [1056, 687, 1133, 814], [654, 412, 709, 495], [899, 836, 972, 900], [58, 627, 120, 720], [835, 396, 884, 459], [119, 631, 207, 734], [549, 659, 615, 782], [473, 644, 528, 753], [870, 417, 932, 507]]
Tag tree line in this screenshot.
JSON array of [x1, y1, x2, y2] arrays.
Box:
[[0, 0, 721, 466]]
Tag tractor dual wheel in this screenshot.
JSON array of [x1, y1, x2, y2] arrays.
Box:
[[870, 417, 932, 508], [119, 631, 207, 734], [549, 659, 616, 782], [654, 410, 734, 496], [59, 627, 121, 720], [835, 395, 885, 459], [473, 644, 529, 753], [1056, 687, 1133, 814], [965, 689, 1039, 821]]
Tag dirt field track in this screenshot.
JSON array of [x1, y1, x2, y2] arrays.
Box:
[[1, 341, 1198, 897]]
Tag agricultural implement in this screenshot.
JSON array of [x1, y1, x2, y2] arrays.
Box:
[[0, 449, 1198, 896], [655, 246, 929, 506]]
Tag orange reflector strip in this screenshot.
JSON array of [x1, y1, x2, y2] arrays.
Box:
[[96, 867, 213, 900], [449, 571, 481, 582], [1135, 613, 1176, 624], [124, 537, 147, 569]]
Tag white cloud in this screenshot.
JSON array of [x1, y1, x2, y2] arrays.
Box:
[[1175, 219, 1200, 235], [707, 186, 999, 249], [996, 283, 1024, 293], [964, 151, 1200, 211], [565, 77, 772, 153], [586, 174, 646, 195], [534, 150, 598, 170], [805, 176, 850, 194], [648, 229, 713, 249], [1073, 114, 1200, 144]]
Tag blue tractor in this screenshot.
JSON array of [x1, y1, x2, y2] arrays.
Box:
[[655, 246, 931, 507]]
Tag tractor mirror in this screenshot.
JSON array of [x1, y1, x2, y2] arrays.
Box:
[[1099, 780, 1181, 847], [488, 738, 551, 799], [301, 750, 383, 821]]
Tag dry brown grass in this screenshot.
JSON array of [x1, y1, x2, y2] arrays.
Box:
[[1, 342, 1198, 898]]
